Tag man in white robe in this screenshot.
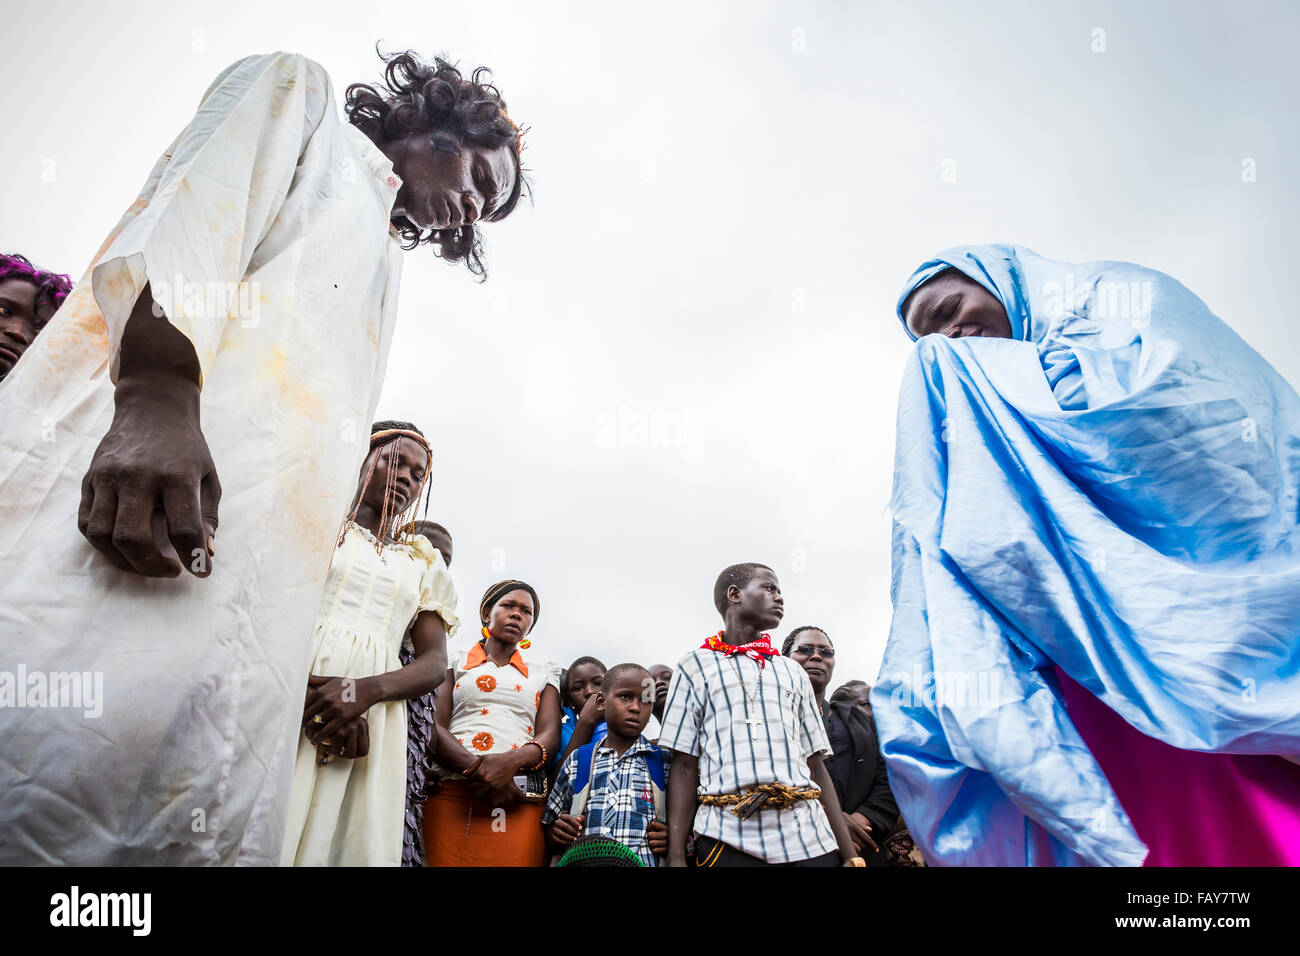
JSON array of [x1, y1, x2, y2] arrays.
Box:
[[0, 50, 520, 864]]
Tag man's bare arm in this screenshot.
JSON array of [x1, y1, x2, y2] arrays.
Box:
[[78, 282, 221, 577]]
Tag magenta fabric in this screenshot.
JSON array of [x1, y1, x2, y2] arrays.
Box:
[[1056, 667, 1300, 866]]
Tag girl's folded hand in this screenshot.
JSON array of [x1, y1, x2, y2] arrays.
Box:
[[315, 715, 372, 763], [303, 674, 372, 744]]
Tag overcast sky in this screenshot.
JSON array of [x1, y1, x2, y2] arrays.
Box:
[[5, 0, 1298, 688]]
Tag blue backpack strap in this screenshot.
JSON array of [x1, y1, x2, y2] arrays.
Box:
[[643, 745, 667, 788], [643, 744, 668, 823], [569, 741, 600, 820]]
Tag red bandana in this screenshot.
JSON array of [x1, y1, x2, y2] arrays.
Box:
[[701, 631, 779, 668]]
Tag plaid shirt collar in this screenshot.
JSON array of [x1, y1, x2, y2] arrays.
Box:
[[594, 733, 655, 760]]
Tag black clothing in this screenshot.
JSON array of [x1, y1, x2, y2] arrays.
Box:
[[822, 700, 899, 868], [693, 835, 839, 868]]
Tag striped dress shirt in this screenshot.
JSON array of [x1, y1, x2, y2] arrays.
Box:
[[658, 648, 839, 863]]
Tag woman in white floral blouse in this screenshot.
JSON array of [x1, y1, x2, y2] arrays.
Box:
[[425, 579, 562, 866]]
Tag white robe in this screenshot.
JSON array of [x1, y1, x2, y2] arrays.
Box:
[[0, 51, 405, 864]]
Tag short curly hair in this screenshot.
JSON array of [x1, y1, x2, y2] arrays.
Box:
[[346, 48, 529, 280], [0, 253, 73, 327]]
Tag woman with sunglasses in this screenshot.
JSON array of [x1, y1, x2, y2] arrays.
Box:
[[783, 627, 898, 867]]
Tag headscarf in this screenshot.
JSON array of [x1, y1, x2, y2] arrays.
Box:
[[875, 243, 1300, 866], [479, 579, 540, 632], [895, 243, 1038, 341]]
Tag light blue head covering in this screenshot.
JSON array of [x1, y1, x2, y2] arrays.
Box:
[[874, 244, 1300, 866], [895, 243, 1037, 341]]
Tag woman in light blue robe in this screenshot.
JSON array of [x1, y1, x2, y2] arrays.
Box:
[[873, 244, 1300, 866]]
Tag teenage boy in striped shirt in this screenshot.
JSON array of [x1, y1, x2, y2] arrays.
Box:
[[659, 563, 865, 867]]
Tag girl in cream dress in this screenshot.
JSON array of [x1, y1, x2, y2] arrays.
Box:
[[281, 422, 458, 866]]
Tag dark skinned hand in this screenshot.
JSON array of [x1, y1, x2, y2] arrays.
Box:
[[845, 811, 879, 854], [466, 752, 524, 807], [80, 289, 220, 578], [79, 377, 220, 577], [550, 813, 583, 847], [303, 674, 371, 745], [314, 715, 371, 763], [574, 692, 603, 729], [647, 819, 669, 857]]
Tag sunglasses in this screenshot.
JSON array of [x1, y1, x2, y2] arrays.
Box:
[[793, 645, 835, 658]]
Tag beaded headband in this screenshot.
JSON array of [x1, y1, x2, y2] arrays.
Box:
[[370, 428, 431, 454]]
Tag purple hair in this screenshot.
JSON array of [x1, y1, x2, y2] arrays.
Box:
[[0, 253, 73, 326]]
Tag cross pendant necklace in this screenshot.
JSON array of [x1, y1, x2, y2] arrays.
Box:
[[739, 660, 763, 740]]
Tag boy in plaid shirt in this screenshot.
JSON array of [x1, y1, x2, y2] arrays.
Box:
[[543, 664, 670, 866]]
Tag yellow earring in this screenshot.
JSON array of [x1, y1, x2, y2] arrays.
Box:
[[519, 637, 531, 649], [480, 625, 491, 640]]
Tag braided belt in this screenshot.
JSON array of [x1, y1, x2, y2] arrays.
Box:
[[699, 783, 822, 820]]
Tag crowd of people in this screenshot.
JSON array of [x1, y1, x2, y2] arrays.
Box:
[[3, 42, 1299, 869], [0, 239, 915, 868], [270, 418, 916, 868]]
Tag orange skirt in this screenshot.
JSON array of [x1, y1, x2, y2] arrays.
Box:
[[423, 778, 547, 867]]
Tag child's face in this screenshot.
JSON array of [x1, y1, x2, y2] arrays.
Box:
[[732, 568, 784, 630], [424, 530, 453, 567], [566, 663, 605, 710], [648, 665, 673, 709], [600, 671, 653, 739]]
